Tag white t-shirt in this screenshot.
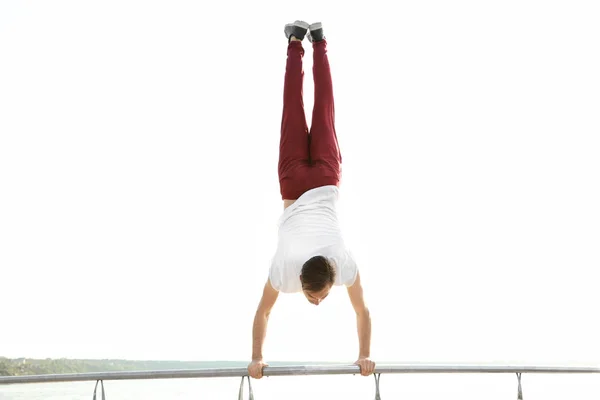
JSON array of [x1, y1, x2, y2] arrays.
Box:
[[269, 185, 358, 293]]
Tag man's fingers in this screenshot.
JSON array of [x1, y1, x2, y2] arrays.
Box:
[[250, 369, 261, 379], [255, 366, 263, 379], [368, 362, 375, 375], [358, 360, 376, 376], [362, 364, 370, 376], [358, 361, 366, 375], [259, 363, 268, 378], [248, 362, 268, 379]]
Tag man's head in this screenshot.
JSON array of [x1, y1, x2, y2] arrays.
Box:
[[300, 255, 336, 305]]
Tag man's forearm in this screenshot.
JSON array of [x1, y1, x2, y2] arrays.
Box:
[[356, 308, 371, 358], [252, 311, 270, 360]]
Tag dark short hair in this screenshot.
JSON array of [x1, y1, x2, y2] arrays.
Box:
[[300, 255, 336, 293]]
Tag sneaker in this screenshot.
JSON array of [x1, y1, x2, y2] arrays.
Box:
[[284, 20, 309, 42], [306, 22, 325, 43]]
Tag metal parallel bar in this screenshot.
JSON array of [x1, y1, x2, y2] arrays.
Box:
[[92, 380, 105, 400], [374, 373, 382, 400], [516, 373, 523, 400], [0, 364, 598, 385]]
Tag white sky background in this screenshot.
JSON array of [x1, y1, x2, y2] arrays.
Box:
[[1, 0, 599, 378]]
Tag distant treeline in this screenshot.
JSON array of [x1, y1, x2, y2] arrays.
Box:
[[0, 357, 337, 376], [0, 358, 247, 376]]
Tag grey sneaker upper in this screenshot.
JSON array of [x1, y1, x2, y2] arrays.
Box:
[[306, 22, 325, 43], [284, 20, 309, 41]]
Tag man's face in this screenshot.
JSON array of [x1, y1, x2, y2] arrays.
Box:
[[303, 285, 332, 305]]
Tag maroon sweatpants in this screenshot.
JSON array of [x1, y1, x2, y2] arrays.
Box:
[[278, 40, 342, 200]]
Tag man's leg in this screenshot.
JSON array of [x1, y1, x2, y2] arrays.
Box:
[[308, 28, 342, 186], [278, 37, 311, 200]]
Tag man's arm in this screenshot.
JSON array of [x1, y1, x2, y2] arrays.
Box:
[[251, 279, 279, 361], [347, 272, 371, 358], [347, 271, 375, 375]]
